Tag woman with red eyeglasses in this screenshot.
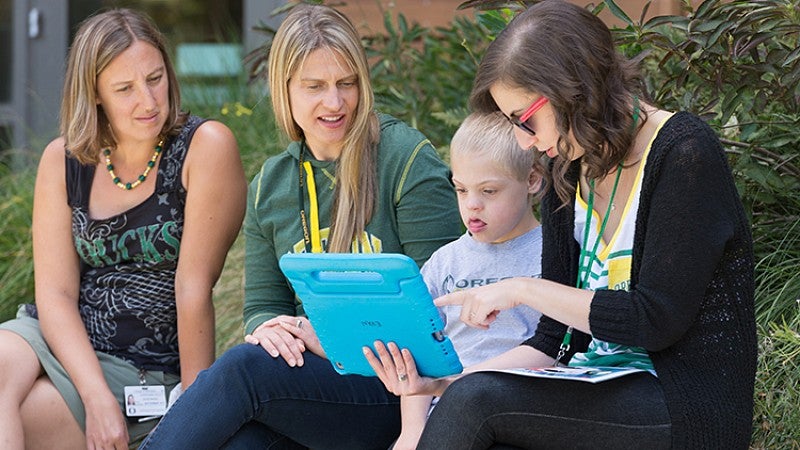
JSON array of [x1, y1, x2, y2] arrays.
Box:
[[365, 1, 756, 448]]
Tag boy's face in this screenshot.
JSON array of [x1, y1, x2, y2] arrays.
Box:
[[451, 152, 539, 244]]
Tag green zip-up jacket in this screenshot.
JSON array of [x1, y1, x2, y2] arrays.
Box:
[[243, 114, 461, 334]]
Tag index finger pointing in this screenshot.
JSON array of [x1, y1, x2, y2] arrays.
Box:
[[434, 291, 465, 307]]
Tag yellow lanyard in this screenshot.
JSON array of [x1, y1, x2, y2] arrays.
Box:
[[298, 143, 323, 253]]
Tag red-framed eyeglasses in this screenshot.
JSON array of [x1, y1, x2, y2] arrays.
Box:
[[505, 96, 549, 135]]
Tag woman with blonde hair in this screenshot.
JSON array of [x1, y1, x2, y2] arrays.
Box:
[[0, 8, 246, 449], [139, 4, 460, 449]]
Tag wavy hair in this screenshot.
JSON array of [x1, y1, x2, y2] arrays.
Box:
[[60, 8, 185, 164], [268, 4, 380, 253], [470, 0, 646, 205]]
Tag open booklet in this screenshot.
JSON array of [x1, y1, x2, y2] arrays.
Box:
[[478, 366, 650, 384]]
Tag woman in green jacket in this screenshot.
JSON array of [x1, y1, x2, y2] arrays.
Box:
[[140, 4, 461, 449]]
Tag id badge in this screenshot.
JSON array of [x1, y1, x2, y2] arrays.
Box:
[[123, 385, 167, 417]]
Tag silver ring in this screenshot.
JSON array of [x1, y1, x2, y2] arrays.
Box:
[[296, 319, 303, 329], [398, 373, 408, 382]]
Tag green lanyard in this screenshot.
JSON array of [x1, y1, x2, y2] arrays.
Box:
[[554, 98, 639, 367], [576, 167, 623, 290], [554, 165, 622, 365]]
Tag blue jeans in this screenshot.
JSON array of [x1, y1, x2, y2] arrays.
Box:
[[418, 371, 671, 450], [139, 344, 401, 450]]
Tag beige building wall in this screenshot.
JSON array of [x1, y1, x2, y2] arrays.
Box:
[[337, 0, 695, 36]]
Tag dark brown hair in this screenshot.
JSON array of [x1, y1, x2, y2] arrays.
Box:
[[470, 0, 646, 205]]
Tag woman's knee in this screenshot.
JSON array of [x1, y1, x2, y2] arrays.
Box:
[[214, 343, 282, 376], [0, 331, 42, 398], [438, 372, 499, 411], [196, 343, 286, 393], [217, 343, 264, 368], [20, 377, 84, 448]]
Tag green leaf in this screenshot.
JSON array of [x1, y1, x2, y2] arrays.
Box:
[[720, 88, 744, 125], [398, 13, 409, 37], [783, 45, 800, 67], [688, 18, 724, 34], [603, 0, 633, 26], [643, 14, 687, 30], [694, 0, 722, 18], [476, 9, 513, 37]]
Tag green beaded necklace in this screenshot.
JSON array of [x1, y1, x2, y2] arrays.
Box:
[[104, 139, 163, 190]]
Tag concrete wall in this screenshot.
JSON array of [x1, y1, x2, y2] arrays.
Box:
[[2, 0, 68, 161]]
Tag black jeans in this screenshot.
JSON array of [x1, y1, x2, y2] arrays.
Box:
[[418, 371, 671, 450]]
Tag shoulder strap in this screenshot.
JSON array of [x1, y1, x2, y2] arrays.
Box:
[[158, 115, 207, 194], [65, 152, 94, 209]]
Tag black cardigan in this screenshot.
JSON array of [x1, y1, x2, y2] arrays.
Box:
[[524, 112, 757, 449]]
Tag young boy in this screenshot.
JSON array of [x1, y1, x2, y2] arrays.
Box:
[[393, 112, 545, 449]]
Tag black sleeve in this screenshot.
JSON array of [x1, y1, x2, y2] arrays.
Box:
[[589, 113, 741, 351]]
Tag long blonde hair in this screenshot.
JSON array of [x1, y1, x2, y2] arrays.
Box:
[[269, 4, 380, 252], [61, 8, 185, 164]]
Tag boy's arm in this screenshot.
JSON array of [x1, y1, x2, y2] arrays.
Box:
[[395, 394, 434, 450]]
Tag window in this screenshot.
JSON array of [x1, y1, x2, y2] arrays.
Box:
[[69, 0, 242, 44], [0, 0, 12, 103]]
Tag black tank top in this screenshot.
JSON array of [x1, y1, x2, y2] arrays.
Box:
[[34, 115, 205, 374]]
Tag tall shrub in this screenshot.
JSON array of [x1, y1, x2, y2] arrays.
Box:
[[0, 163, 35, 321]]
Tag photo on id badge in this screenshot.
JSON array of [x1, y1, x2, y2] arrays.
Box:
[[124, 384, 167, 417]]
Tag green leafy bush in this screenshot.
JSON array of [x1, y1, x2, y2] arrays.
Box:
[[364, 13, 488, 151], [604, 0, 800, 264], [0, 162, 35, 321]]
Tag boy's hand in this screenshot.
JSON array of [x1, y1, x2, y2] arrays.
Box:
[[363, 341, 453, 397]]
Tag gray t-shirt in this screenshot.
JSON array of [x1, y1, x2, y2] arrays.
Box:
[[421, 227, 543, 367]]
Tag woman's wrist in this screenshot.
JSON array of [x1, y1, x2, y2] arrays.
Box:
[[503, 276, 535, 309]]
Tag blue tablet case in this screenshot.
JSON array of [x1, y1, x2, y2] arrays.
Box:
[[278, 253, 463, 378]]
